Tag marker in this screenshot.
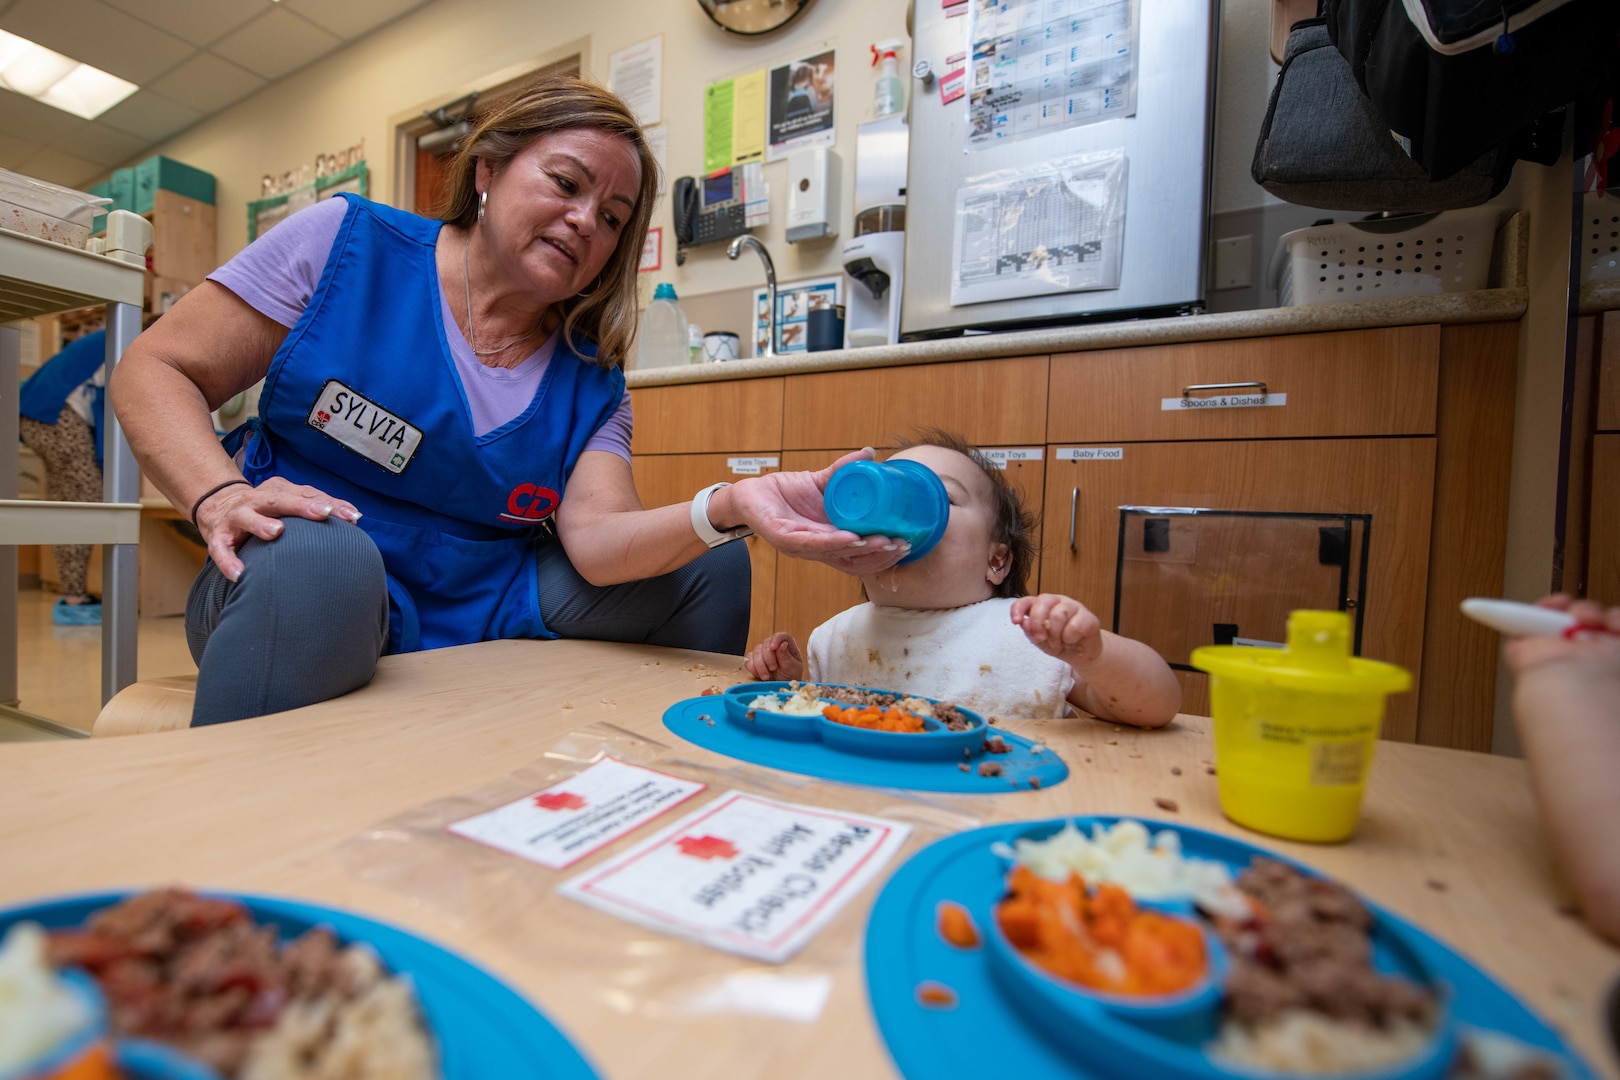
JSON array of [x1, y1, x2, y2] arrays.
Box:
[[1460, 598, 1617, 638]]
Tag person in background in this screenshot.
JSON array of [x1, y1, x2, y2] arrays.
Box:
[[1503, 594, 1620, 945], [111, 76, 905, 727], [745, 431, 1182, 727], [19, 329, 106, 626]]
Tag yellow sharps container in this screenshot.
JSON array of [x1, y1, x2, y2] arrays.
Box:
[[1190, 611, 1411, 843]]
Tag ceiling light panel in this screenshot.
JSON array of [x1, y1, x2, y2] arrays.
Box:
[[0, 29, 137, 119]]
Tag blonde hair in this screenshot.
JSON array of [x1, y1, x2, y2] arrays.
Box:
[[440, 75, 658, 370]]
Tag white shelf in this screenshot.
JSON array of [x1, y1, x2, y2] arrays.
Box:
[[0, 500, 140, 545], [0, 218, 149, 323]]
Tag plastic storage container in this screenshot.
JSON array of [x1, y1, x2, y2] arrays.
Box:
[[0, 169, 111, 251], [133, 155, 215, 215], [824, 459, 949, 564], [1191, 610, 1411, 843], [635, 283, 690, 369], [1581, 190, 1620, 282], [1271, 207, 1498, 306]]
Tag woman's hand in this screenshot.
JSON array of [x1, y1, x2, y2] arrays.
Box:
[[745, 632, 804, 681], [715, 450, 909, 576], [195, 477, 361, 582]]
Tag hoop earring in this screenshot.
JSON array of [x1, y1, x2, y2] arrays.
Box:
[[477, 190, 487, 223]]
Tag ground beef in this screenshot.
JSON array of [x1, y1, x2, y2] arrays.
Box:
[[48, 890, 352, 1077], [1218, 860, 1434, 1031]]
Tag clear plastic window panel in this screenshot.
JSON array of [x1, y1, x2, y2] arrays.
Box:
[[1112, 508, 1370, 671]]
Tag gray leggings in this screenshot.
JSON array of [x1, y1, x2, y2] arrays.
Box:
[[185, 517, 751, 725]]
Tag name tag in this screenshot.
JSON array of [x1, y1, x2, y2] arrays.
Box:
[[307, 380, 423, 474]]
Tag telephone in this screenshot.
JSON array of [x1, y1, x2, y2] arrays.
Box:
[[672, 169, 749, 264]]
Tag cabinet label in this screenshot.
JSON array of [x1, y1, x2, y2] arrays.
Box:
[[1161, 392, 1287, 411], [980, 447, 1043, 469], [1055, 447, 1123, 461], [728, 457, 780, 475]]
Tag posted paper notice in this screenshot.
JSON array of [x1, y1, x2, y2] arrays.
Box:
[[448, 758, 705, 870], [559, 792, 911, 963], [609, 37, 662, 126]]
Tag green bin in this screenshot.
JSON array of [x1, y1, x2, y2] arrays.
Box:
[[133, 155, 215, 215]]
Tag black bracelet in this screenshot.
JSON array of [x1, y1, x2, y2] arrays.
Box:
[[189, 479, 251, 526]]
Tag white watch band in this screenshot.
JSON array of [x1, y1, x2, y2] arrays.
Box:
[[691, 482, 753, 547]]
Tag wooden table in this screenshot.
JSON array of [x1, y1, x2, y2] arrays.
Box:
[[2, 640, 1615, 1078]]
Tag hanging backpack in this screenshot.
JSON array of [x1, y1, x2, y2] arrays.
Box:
[[1323, 0, 1619, 180]]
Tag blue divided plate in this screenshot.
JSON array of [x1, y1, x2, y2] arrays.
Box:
[[865, 818, 1596, 1080], [0, 890, 600, 1080], [665, 697, 1069, 793]]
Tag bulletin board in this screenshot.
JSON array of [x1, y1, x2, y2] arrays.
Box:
[[246, 162, 369, 242]]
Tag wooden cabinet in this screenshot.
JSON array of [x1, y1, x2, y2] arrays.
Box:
[[145, 190, 217, 312], [630, 379, 783, 455], [628, 452, 781, 650], [783, 357, 1048, 450], [1038, 439, 1436, 740]]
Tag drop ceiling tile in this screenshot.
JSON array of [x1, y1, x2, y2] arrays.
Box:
[[0, 90, 84, 143], [99, 0, 265, 48], [16, 146, 102, 188], [96, 90, 202, 142], [281, 0, 430, 41], [211, 7, 340, 81], [0, 133, 43, 170], [147, 52, 264, 113], [1, 0, 194, 85], [52, 120, 148, 166]]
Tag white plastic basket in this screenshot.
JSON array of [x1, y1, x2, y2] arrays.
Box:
[[1581, 191, 1620, 282], [1273, 207, 1500, 306]]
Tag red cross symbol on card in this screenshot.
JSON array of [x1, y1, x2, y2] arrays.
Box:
[[676, 835, 739, 860]]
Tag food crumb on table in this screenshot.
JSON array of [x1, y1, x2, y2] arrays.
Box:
[[937, 902, 980, 949], [700, 686, 722, 696], [1154, 797, 1179, 813], [1425, 879, 1448, 892], [957, 763, 970, 773], [1205, 765, 1217, 775], [1030, 776, 1042, 790], [915, 981, 958, 1009], [984, 735, 1010, 755], [978, 762, 1004, 778], [1171, 766, 1182, 776]]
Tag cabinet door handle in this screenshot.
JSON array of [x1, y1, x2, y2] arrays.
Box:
[[1182, 381, 1268, 397], [1069, 487, 1080, 553]]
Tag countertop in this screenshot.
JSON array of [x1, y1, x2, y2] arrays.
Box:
[[5, 638, 1615, 1079], [626, 288, 1530, 388]]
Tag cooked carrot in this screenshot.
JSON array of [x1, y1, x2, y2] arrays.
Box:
[[915, 981, 959, 1008], [937, 901, 981, 949]]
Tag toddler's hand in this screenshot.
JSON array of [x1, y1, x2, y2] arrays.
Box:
[[745, 632, 804, 681], [1011, 594, 1104, 668]]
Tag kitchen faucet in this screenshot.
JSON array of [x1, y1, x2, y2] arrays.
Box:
[[727, 235, 777, 358]]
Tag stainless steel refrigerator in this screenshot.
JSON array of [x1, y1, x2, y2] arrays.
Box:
[[902, 0, 1215, 338]]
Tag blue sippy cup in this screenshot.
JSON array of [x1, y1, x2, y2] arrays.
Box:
[[823, 459, 950, 564]]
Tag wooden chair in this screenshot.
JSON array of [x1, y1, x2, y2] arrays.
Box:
[[93, 675, 196, 737]]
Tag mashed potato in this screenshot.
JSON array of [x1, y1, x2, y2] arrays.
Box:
[[0, 922, 95, 1071], [994, 819, 1249, 919], [748, 682, 829, 716], [1210, 1010, 1433, 1075]]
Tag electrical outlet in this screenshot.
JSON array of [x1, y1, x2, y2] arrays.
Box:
[[1212, 235, 1253, 291]]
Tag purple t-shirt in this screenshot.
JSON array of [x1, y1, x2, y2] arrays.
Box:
[[208, 196, 633, 456]]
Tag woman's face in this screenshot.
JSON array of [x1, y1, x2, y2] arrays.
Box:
[[476, 128, 641, 301]]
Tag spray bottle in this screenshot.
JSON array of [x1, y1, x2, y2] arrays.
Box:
[[870, 39, 906, 118]]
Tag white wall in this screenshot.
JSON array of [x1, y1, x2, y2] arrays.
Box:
[[148, 0, 908, 299], [1211, 0, 1279, 216]]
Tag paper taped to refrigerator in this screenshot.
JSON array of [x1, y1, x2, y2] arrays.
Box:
[[951, 149, 1127, 306], [967, 0, 1138, 150]]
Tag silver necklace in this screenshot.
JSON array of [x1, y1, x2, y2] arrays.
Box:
[[463, 234, 544, 358]]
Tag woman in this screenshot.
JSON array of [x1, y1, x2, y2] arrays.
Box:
[[112, 77, 904, 726], [20, 329, 106, 626]]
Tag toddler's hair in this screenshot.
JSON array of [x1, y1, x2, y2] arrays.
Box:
[[893, 429, 1037, 598]]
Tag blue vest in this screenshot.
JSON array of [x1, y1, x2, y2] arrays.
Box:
[[20, 330, 106, 467], [234, 194, 625, 653]]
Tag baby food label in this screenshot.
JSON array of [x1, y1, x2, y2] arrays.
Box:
[[1055, 447, 1123, 461], [559, 791, 911, 963], [447, 758, 706, 870], [728, 456, 780, 475], [306, 380, 423, 474], [1160, 392, 1287, 411], [1309, 741, 1369, 786], [980, 447, 1042, 468]]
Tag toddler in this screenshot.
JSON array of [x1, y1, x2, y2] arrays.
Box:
[[1503, 594, 1620, 944], [745, 432, 1181, 728]]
